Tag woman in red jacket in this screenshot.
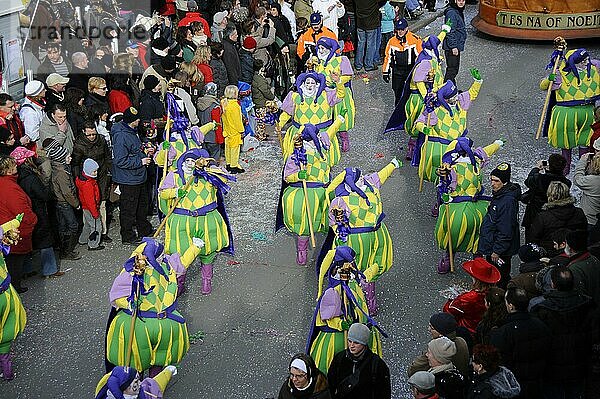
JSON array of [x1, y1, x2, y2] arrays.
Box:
[[0, 156, 37, 293], [107, 74, 133, 115], [192, 45, 214, 84], [443, 258, 500, 335]]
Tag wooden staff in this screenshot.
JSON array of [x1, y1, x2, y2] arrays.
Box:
[[275, 124, 284, 150], [418, 112, 432, 192], [124, 254, 147, 368], [300, 163, 317, 248], [162, 81, 179, 181], [444, 198, 455, 272], [536, 37, 567, 140]]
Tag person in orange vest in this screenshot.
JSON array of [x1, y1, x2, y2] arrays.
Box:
[[297, 12, 338, 65], [382, 18, 423, 105]]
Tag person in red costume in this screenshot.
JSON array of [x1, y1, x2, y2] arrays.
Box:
[[443, 258, 500, 334]]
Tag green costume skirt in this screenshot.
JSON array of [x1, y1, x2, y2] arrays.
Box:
[[282, 186, 328, 236], [548, 104, 594, 149], [0, 286, 26, 353], [106, 310, 189, 371], [164, 210, 229, 264], [333, 223, 393, 280], [405, 93, 424, 138], [418, 139, 452, 183], [435, 201, 489, 253]]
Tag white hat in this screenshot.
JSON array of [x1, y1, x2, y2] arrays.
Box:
[[593, 137, 600, 151], [45, 73, 70, 87], [25, 80, 45, 96], [213, 11, 228, 25]]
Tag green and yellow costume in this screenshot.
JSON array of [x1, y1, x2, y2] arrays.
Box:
[[414, 80, 481, 183], [106, 240, 189, 371], [155, 122, 217, 172], [307, 247, 383, 374]]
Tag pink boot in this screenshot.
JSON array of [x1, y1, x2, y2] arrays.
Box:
[[562, 148, 572, 175], [201, 264, 213, 295], [339, 131, 350, 152], [296, 236, 310, 266], [148, 365, 163, 378], [437, 252, 451, 274], [406, 137, 417, 160], [176, 273, 187, 297], [0, 353, 14, 381], [361, 281, 378, 316]]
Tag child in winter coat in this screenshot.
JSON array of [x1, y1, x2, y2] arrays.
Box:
[[196, 82, 224, 162], [251, 59, 276, 141], [43, 138, 81, 261], [75, 158, 103, 251], [221, 85, 246, 174]]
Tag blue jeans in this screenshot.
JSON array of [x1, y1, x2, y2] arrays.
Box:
[[40, 247, 58, 276], [406, 0, 421, 11], [355, 27, 380, 70]]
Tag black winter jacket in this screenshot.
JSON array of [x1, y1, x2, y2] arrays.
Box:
[[71, 134, 112, 200], [478, 182, 521, 257], [522, 168, 571, 230], [210, 59, 228, 97], [277, 372, 332, 399], [466, 367, 521, 399], [327, 349, 391, 399], [529, 197, 587, 252], [17, 163, 54, 249], [138, 90, 165, 122], [433, 367, 466, 399], [239, 49, 255, 84], [489, 311, 550, 398], [223, 38, 241, 85], [531, 290, 597, 382]]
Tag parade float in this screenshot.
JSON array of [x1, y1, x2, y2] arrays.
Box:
[[472, 0, 600, 40]]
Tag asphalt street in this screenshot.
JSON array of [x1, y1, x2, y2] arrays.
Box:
[[2, 6, 600, 399]]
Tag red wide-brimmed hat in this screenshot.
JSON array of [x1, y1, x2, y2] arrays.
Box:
[[462, 258, 501, 284]]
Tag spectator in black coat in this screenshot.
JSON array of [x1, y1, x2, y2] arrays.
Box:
[[269, 3, 294, 45], [64, 88, 88, 139], [478, 163, 522, 288], [490, 287, 550, 399], [0, 127, 16, 156], [67, 52, 91, 94], [327, 323, 391, 399], [138, 75, 166, 122], [210, 42, 229, 97], [530, 267, 597, 399], [529, 181, 587, 253], [239, 36, 257, 84], [85, 77, 110, 109], [466, 344, 521, 399], [222, 25, 242, 85], [522, 154, 570, 241]]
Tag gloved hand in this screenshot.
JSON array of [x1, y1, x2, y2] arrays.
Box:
[[494, 139, 504, 147], [337, 114, 346, 123], [470, 68, 482, 81], [423, 126, 432, 135], [382, 73, 390, 83], [298, 170, 308, 180], [162, 140, 170, 150], [548, 73, 556, 82], [424, 92, 437, 113], [390, 157, 401, 168], [177, 188, 187, 198], [441, 23, 451, 33], [167, 147, 177, 161], [341, 320, 350, 330], [165, 365, 178, 376], [192, 237, 205, 248]]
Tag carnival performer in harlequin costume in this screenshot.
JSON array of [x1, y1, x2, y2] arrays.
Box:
[[275, 118, 344, 266], [0, 216, 26, 381], [277, 71, 346, 166], [313, 37, 355, 153], [154, 92, 217, 172], [158, 149, 235, 295], [319, 159, 400, 315], [385, 25, 451, 160], [95, 365, 177, 399], [434, 137, 503, 274], [541, 48, 600, 174], [307, 246, 386, 373], [413, 70, 483, 191], [105, 238, 190, 376]]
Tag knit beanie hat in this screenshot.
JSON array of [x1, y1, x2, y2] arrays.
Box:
[[242, 36, 257, 50], [43, 138, 69, 163], [408, 371, 436, 393], [143, 75, 160, 91], [429, 313, 457, 336], [518, 243, 546, 263], [347, 323, 370, 345], [428, 337, 456, 364], [83, 158, 99, 177], [491, 162, 511, 183], [25, 80, 45, 97], [122, 107, 139, 124]]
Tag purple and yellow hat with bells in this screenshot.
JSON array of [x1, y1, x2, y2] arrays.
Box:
[[563, 48, 591, 83], [296, 72, 327, 104], [298, 123, 327, 158], [415, 35, 441, 64], [436, 80, 459, 116], [94, 366, 138, 399], [316, 36, 340, 65]]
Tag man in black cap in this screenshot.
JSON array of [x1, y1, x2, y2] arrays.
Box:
[[140, 56, 176, 99], [567, 230, 600, 305], [111, 107, 153, 245], [408, 312, 469, 378], [382, 18, 423, 105], [478, 162, 522, 288]]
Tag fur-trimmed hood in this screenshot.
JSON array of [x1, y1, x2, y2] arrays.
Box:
[[542, 196, 575, 210]]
